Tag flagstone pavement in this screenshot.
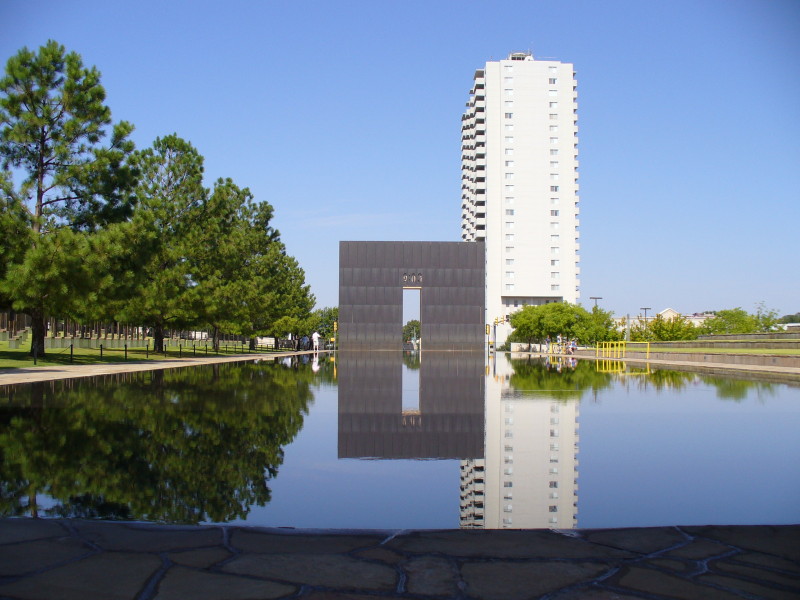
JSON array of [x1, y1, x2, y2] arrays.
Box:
[[0, 519, 798, 599]]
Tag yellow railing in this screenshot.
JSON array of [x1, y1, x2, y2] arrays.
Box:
[[596, 341, 650, 359]]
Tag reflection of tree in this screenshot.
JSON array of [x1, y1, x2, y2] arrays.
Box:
[[0, 361, 314, 523], [402, 351, 421, 370], [636, 368, 696, 391], [699, 375, 776, 402], [508, 357, 614, 400]]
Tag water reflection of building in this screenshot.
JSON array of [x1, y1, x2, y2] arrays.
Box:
[[337, 352, 484, 459], [461, 354, 579, 529]]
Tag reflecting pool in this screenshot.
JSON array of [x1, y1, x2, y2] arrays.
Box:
[[0, 352, 797, 529]]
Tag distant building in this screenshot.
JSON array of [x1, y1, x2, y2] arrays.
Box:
[[461, 52, 580, 345]]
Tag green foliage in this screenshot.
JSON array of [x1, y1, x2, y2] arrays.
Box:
[[508, 302, 620, 346], [698, 304, 778, 335], [0, 40, 137, 355], [631, 314, 699, 341], [116, 135, 206, 351], [308, 307, 338, 341], [403, 319, 421, 341], [778, 312, 800, 324]]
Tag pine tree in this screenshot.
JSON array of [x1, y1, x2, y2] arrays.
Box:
[[0, 40, 136, 355]]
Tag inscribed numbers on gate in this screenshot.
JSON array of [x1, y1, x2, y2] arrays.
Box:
[[402, 273, 423, 284]]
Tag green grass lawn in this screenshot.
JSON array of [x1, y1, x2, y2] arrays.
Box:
[[0, 339, 279, 369]]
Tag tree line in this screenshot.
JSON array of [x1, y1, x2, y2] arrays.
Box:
[[1, 40, 327, 356], [507, 302, 786, 346]]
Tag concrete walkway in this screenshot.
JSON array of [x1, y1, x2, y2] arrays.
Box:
[[0, 519, 798, 599], [0, 351, 322, 386]]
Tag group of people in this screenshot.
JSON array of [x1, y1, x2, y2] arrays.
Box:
[[544, 334, 578, 355], [297, 331, 321, 352]]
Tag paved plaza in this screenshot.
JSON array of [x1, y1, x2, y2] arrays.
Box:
[[0, 519, 798, 599]]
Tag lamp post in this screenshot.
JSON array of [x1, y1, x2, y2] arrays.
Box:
[[640, 307, 651, 327], [590, 296, 602, 308]]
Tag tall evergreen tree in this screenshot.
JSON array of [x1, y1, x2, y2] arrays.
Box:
[[118, 134, 206, 352], [0, 40, 136, 355]]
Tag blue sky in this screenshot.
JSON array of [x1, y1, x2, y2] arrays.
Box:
[[2, 0, 798, 318]]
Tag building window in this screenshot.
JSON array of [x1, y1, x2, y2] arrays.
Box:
[[550, 174, 559, 181], [505, 271, 514, 279], [551, 259, 560, 266], [551, 198, 560, 205], [505, 136, 514, 144], [549, 66, 558, 74], [550, 186, 559, 192], [551, 247, 560, 254], [504, 124, 514, 132], [505, 88, 513, 97], [505, 185, 514, 193], [506, 258, 515, 265], [549, 113, 558, 120], [504, 148, 514, 155], [504, 100, 514, 108], [505, 197, 515, 204], [550, 137, 558, 144], [549, 506, 558, 513], [505, 209, 515, 216], [551, 284, 560, 291], [550, 235, 560, 242], [549, 78, 557, 84], [504, 112, 513, 119], [505, 234, 515, 241], [504, 65, 513, 73], [549, 90, 557, 97], [549, 481, 558, 488], [503, 482, 513, 488], [551, 272, 560, 279], [504, 77, 513, 84], [549, 101, 558, 108], [549, 125, 558, 132], [550, 161, 559, 168], [505, 172, 514, 180], [505, 160, 514, 167], [550, 222, 559, 230], [550, 149, 559, 156]]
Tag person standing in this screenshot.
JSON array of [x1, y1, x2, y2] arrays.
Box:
[[311, 331, 320, 351]]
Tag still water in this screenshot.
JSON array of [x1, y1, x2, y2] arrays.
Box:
[[0, 353, 797, 529]]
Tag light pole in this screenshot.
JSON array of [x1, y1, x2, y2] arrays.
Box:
[[590, 296, 602, 308], [640, 307, 651, 327]]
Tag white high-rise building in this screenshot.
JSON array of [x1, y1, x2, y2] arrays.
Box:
[[461, 52, 580, 344]]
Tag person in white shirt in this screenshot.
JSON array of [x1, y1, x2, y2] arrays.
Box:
[[311, 331, 320, 351]]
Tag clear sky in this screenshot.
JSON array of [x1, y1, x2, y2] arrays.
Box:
[[2, 0, 798, 319]]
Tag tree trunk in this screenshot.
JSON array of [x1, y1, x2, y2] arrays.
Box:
[[212, 326, 220, 352], [153, 324, 164, 353], [249, 337, 257, 351], [29, 307, 46, 358]]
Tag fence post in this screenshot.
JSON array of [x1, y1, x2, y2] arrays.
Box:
[[100, 344, 103, 358], [146, 341, 149, 358], [179, 344, 182, 358], [125, 344, 128, 361], [70, 343, 74, 363]]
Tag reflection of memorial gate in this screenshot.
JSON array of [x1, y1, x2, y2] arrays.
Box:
[[338, 241, 485, 351], [337, 352, 485, 459]]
